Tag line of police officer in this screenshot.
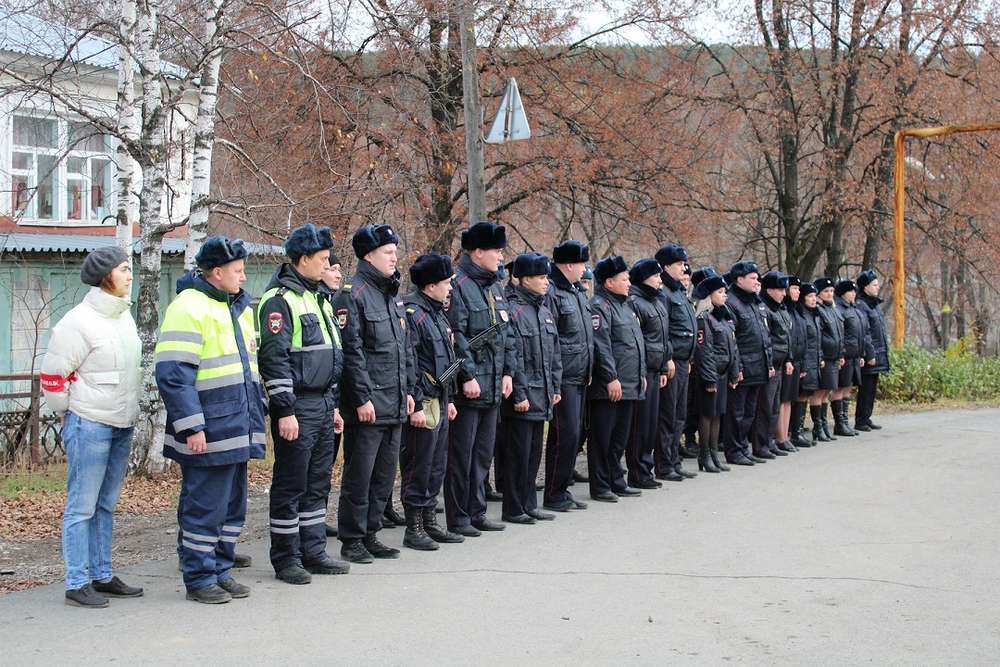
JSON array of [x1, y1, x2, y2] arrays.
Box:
[[154, 221, 889, 603]]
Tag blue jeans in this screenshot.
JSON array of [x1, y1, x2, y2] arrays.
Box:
[[62, 412, 133, 590]]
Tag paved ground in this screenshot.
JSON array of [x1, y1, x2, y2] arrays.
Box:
[[1, 409, 999, 665]]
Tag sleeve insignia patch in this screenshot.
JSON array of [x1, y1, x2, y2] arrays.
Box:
[[267, 312, 284, 334], [336, 308, 349, 328], [592, 313, 601, 330], [697, 330, 705, 345]]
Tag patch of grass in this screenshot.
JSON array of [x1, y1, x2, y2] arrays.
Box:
[[0, 466, 67, 499], [879, 340, 1000, 404]]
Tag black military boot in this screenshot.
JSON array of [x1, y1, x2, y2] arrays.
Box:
[[832, 400, 856, 437], [402, 506, 439, 551], [791, 402, 813, 448], [382, 503, 406, 528], [820, 403, 837, 440], [697, 440, 720, 473], [810, 405, 830, 442], [422, 507, 464, 543], [363, 533, 401, 559], [341, 540, 375, 564]]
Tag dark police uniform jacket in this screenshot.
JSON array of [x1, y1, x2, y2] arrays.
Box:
[[817, 300, 845, 361], [448, 254, 518, 408], [502, 286, 562, 422], [762, 294, 793, 368], [404, 290, 456, 407], [332, 260, 414, 426], [799, 304, 822, 387], [726, 285, 773, 386], [694, 304, 740, 387], [857, 294, 891, 374], [786, 297, 808, 369], [629, 283, 672, 374], [661, 274, 697, 361], [258, 263, 343, 418], [836, 296, 874, 361], [546, 266, 593, 387], [590, 286, 646, 401]]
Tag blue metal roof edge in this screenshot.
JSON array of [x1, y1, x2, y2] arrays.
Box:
[[0, 232, 284, 256]]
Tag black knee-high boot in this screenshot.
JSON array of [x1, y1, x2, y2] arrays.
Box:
[[811, 404, 830, 442], [791, 402, 812, 448], [821, 402, 837, 441]]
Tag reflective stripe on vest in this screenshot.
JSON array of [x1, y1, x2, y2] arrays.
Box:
[[258, 287, 341, 351]]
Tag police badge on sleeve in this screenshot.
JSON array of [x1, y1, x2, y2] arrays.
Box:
[[336, 308, 349, 328], [267, 312, 284, 334]]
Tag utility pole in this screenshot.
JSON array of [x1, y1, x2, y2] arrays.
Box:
[[459, 0, 486, 222]]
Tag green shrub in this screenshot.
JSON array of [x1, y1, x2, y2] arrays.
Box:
[[879, 343, 1000, 403]]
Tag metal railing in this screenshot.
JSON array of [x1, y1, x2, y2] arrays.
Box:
[[0, 374, 64, 466]]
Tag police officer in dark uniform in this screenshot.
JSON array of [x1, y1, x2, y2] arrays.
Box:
[[258, 224, 350, 584], [487, 261, 520, 503], [755, 271, 794, 458], [625, 259, 671, 489], [854, 270, 889, 431], [500, 253, 562, 524], [333, 224, 416, 563], [399, 254, 464, 550], [783, 276, 812, 449], [589, 256, 646, 502], [446, 221, 517, 536], [543, 240, 592, 512], [814, 277, 844, 441], [832, 279, 870, 437], [723, 260, 774, 466], [655, 244, 698, 482]]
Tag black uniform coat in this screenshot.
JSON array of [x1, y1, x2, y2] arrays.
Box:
[[448, 254, 519, 408], [786, 297, 808, 368], [546, 266, 594, 387], [694, 304, 741, 388], [629, 283, 672, 374], [835, 296, 873, 360], [332, 260, 415, 425], [661, 274, 697, 361], [857, 293, 891, 374], [258, 264, 343, 419], [817, 300, 845, 361], [502, 286, 562, 422], [762, 293, 793, 367], [726, 285, 773, 386], [404, 290, 456, 406], [798, 304, 822, 392], [590, 286, 646, 401]]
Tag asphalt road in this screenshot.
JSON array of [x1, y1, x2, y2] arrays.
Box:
[[1, 409, 999, 665]]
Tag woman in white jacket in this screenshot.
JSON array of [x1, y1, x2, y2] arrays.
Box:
[[40, 246, 143, 608]]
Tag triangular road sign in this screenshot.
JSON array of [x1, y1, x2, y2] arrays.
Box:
[[485, 78, 531, 144]]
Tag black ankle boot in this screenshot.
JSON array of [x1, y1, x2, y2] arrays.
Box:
[[791, 402, 813, 448], [382, 503, 406, 528], [422, 507, 464, 543], [698, 441, 720, 473], [811, 405, 831, 442], [821, 403, 837, 440], [709, 444, 729, 471], [402, 507, 439, 551]]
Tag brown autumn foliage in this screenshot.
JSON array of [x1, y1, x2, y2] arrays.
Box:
[[207, 0, 1000, 350]]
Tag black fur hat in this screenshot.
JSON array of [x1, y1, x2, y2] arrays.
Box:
[[800, 282, 818, 297], [813, 277, 835, 292], [461, 221, 507, 251], [351, 224, 399, 259], [594, 255, 629, 284], [691, 266, 714, 287], [285, 223, 334, 262], [693, 269, 727, 300], [835, 279, 858, 297], [729, 260, 760, 279], [196, 236, 249, 270], [410, 253, 454, 287], [761, 271, 789, 290], [629, 259, 662, 285], [683, 262, 692, 276], [857, 269, 878, 289], [552, 240, 590, 264], [512, 252, 550, 278], [786, 275, 801, 287], [655, 243, 688, 267]]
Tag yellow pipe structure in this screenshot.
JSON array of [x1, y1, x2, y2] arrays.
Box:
[[892, 123, 1000, 348]]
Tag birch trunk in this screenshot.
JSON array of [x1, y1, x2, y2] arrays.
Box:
[[130, 0, 171, 474], [115, 0, 139, 253], [183, 0, 225, 270]]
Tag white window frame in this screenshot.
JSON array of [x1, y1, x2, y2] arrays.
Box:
[[9, 113, 116, 226]]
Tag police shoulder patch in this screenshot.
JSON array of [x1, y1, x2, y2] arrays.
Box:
[[592, 313, 601, 331], [499, 309, 509, 323], [336, 308, 349, 328], [697, 329, 705, 345], [267, 312, 284, 334]]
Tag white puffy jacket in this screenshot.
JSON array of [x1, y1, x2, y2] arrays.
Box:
[[40, 287, 142, 428]]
